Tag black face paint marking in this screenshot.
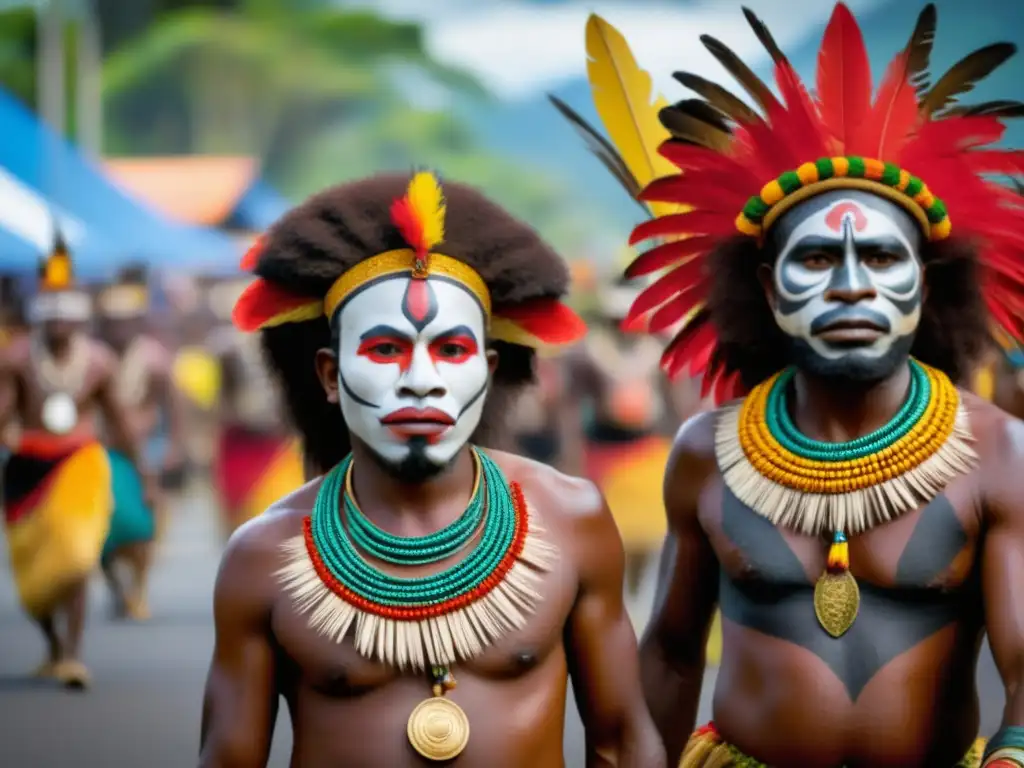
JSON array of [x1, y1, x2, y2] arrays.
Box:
[[809, 306, 893, 335], [718, 489, 971, 700], [401, 278, 438, 332], [339, 371, 378, 408], [456, 378, 488, 417], [895, 495, 968, 587], [359, 324, 410, 342], [436, 324, 479, 344]]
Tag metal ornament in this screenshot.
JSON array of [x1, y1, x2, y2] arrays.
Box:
[[406, 696, 470, 761], [41, 393, 78, 435], [814, 570, 860, 638]]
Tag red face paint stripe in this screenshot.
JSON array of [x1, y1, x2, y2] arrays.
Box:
[[301, 482, 530, 620], [356, 337, 413, 371], [403, 279, 431, 324], [825, 201, 868, 232], [428, 334, 479, 365]]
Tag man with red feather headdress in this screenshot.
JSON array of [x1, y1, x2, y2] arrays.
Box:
[[556, 3, 1024, 766], [197, 171, 665, 766]]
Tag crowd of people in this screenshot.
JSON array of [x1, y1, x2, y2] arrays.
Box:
[[4, 2, 1024, 766]]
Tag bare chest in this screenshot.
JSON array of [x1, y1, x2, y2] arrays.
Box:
[[270, 540, 578, 698], [700, 473, 984, 699]]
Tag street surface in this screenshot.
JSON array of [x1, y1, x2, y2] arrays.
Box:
[[0, 488, 1005, 767]]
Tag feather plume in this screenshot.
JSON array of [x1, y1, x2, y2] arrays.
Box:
[[700, 34, 781, 114], [584, 13, 678, 218], [625, 236, 714, 278], [672, 72, 759, 125], [742, 7, 786, 65], [815, 2, 872, 150], [659, 102, 732, 151], [548, 94, 645, 208], [920, 43, 1017, 118], [410, 171, 445, 252], [945, 100, 1024, 119], [904, 4, 937, 96], [858, 49, 919, 160]]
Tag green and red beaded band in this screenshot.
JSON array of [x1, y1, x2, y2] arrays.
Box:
[[299, 481, 531, 621], [735, 156, 951, 241]]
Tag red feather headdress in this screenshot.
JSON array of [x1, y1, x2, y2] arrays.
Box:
[[231, 172, 586, 349], [555, 3, 1024, 402]]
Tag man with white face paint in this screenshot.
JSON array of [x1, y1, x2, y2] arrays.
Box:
[[560, 5, 1024, 766], [0, 232, 154, 690], [198, 172, 665, 767]]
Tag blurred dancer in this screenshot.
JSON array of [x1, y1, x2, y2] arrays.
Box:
[[0, 233, 153, 689], [94, 265, 186, 621], [564, 272, 689, 597], [206, 276, 303, 538], [0, 275, 27, 350]]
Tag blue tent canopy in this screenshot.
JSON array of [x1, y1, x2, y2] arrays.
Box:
[[225, 177, 289, 231], [0, 88, 239, 273]]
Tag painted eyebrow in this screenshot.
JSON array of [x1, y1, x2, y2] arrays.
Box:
[[359, 324, 412, 342], [431, 324, 479, 343], [786, 234, 910, 253]]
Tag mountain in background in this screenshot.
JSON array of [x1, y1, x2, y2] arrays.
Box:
[[457, 0, 1024, 244]]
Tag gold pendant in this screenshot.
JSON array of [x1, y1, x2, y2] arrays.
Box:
[[814, 570, 860, 638], [407, 696, 470, 761]]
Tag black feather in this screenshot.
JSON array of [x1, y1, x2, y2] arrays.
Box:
[[700, 34, 780, 114], [672, 71, 760, 125], [742, 7, 786, 64], [659, 101, 732, 151], [905, 4, 938, 97], [547, 94, 645, 207], [942, 99, 1024, 119], [920, 42, 1017, 117]]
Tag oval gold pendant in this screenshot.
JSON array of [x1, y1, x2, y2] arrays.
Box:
[[407, 696, 470, 761], [814, 570, 860, 638]]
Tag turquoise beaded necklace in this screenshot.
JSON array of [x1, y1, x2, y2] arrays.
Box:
[[309, 446, 519, 608], [764, 358, 931, 461], [341, 450, 485, 566]]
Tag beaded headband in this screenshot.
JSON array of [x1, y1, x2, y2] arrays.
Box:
[[232, 172, 586, 349], [737, 157, 951, 241]]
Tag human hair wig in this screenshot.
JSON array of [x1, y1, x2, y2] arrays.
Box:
[[255, 173, 571, 471], [707, 235, 994, 391]]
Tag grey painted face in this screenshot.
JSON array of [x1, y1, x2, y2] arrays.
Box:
[[768, 189, 924, 380]]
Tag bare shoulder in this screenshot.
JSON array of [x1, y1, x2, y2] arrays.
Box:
[[961, 390, 1024, 462], [490, 448, 604, 524], [86, 336, 118, 375], [0, 334, 29, 370], [141, 334, 173, 372], [216, 478, 323, 599]]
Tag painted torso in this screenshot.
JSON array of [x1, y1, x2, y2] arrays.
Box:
[[262, 454, 583, 767], [690, 397, 995, 767]]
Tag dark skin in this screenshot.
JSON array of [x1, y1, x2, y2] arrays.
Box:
[[198, 346, 665, 768], [0, 320, 156, 674], [641, 267, 1024, 766], [96, 313, 188, 620]]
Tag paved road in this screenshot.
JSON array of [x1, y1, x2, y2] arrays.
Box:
[[0, 489, 1005, 767]]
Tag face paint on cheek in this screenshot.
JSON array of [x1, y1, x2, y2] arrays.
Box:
[[770, 194, 924, 368], [334, 277, 490, 469]]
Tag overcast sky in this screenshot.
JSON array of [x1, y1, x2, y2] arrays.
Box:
[[344, 0, 890, 100]]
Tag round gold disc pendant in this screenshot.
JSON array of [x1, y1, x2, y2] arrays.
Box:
[[407, 696, 470, 761], [814, 570, 860, 638]]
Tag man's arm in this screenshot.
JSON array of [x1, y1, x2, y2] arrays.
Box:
[[980, 418, 1024, 765], [638, 412, 720, 765], [0, 351, 17, 441], [199, 522, 279, 768], [565, 479, 665, 768]]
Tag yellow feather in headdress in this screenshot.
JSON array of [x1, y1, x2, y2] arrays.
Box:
[[406, 171, 446, 252], [40, 233, 73, 291], [585, 14, 681, 218]]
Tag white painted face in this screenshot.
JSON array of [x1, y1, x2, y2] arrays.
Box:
[[334, 275, 490, 470], [769, 190, 924, 378], [28, 290, 92, 324]]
